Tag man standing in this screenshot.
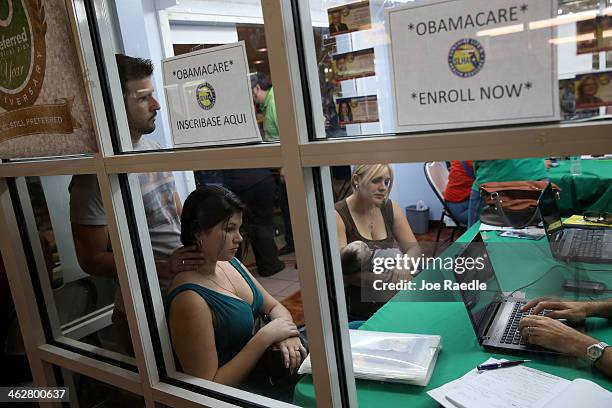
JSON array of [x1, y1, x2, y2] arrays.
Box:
[[69, 55, 202, 356], [250, 73, 294, 254], [251, 73, 279, 142]]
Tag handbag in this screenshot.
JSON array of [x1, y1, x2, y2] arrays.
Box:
[[479, 181, 560, 228], [250, 314, 308, 398]]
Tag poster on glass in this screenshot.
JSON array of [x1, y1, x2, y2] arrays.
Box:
[[574, 71, 612, 109], [162, 42, 262, 147], [336, 95, 379, 125], [386, 0, 559, 132], [577, 16, 612, 55], [332, 48, 376, 82], [328, 1, 372, 36]]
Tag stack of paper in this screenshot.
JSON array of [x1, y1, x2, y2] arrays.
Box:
[[563, 214, 611, 229], [298, 330, 441, 386], [428, 358, 612, 408]]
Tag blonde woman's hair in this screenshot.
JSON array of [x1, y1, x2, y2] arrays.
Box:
[[352, 164, 394, 195]]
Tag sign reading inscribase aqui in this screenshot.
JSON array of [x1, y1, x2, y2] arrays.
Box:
[[386, 0, 559, 132], [162, 42, 261, 147]]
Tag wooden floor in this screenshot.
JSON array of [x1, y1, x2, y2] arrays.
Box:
[[278, 221, 464, 326]]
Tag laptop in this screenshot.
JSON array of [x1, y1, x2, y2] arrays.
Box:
[[538, 183, 612, 264], [454, 235, 561, 353]]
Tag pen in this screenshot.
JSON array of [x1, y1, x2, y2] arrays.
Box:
[[477, 359, 530, 371]]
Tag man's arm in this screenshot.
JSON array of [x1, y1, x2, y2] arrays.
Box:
[[71, 223, 117, 277]]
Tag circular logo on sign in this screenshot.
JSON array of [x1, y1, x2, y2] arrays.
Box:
[[196, 82, 216, 110], [448, 39, 485, 78], [0, 0, 47, 110]]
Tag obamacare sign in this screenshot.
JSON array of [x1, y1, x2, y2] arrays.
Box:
[[162, 42, 261, 147], [386, 0, 560, 132]]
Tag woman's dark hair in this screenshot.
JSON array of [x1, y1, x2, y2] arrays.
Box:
[[180, 185, 246, 246]]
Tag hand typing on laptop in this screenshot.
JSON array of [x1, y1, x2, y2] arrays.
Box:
[[520, 298, 592, 324], [518, 299, 612, 379]]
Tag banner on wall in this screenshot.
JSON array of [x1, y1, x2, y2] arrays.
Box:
[[328, 1, 372, 36], [0, 0, 98, 159], [386, 0, 559, 132], [574, 71, 612, 109], [332, 48, 376, 82], [336, 95, 379, 125], [576, 16, 612, 55], [162, 42, 261, 147]]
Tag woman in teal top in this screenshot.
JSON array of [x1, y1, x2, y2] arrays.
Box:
[[166, 185, 306, 386]]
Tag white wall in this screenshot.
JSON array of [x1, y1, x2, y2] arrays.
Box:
[[389, 163, 443, 221], [170, 23, 238, 45]]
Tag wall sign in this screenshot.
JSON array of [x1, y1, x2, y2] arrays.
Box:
[[162, 42, 261, 147], [336, 95, 379, 125], [0, 0, 98, 158], [328, 1, 372, 37], [332, 48, 376, 82], [386, 0, 559, 132]]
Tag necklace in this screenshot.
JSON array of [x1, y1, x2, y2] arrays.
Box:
[[367, 208, 377, 231], [201, 263, 238, 295]]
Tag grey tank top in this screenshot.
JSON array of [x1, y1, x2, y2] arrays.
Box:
[[335, 198, 397, 250]]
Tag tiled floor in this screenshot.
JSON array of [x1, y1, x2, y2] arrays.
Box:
[[251, 253, 300, 302]]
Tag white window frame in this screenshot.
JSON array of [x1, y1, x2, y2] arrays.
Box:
[[0, 1, 611, 408]]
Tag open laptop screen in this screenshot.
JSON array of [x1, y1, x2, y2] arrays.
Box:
[[454, 235, 502, 341], [538, 183, 563, 239]]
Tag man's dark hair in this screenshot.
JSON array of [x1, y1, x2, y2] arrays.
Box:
[[115, 54, 154, 94], [250, 72, 272, 91], [180, 185, 247, 246]]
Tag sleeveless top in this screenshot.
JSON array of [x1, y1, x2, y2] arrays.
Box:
[[165, 258, 264, 366], [335, 198, 397, 250]]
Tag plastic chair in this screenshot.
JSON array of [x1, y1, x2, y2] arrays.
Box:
[[423, 162, 467, 254]]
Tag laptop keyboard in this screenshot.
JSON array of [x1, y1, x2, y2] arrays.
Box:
[[500, 302, 550, 345], [570, 230, 604, 258]]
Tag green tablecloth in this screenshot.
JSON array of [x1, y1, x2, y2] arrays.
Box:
[[549, 159, 612, 215], [293, 225, 612, 407]]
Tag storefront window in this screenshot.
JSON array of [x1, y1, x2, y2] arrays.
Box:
[[301, 0, 612, 139], [19, 175, 135, 364], [294, 153, 612, 406], [97, 0, 281, 152], [57, 367, 145, 407], [129, 166, 311, 405]]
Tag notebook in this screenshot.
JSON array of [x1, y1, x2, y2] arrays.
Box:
[[428, 358, 612, 408], [298, 330, 441, 386]]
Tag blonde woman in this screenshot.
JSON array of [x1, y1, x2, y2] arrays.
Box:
[[335, 164, 419, 318]]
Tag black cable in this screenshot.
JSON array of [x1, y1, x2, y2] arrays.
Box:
[[507, 264, 570, 298]]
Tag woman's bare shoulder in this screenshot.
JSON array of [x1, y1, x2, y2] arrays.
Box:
[[168, 270, 203, 293]]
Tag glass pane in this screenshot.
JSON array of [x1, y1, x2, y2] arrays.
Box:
[[57, 367, 145, 407], [0, 253, 33, 387], [0, 0, 98, 159], [20, 175, 136, 364], [303, 0, 612, 139], [102, 0, 280, 152], [129, 167, 313, 405], [297, 154, 612, 406]]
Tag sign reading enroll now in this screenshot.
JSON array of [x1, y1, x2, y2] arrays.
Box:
[[386, 0, 559, 132], [162, 42, 261, 147]]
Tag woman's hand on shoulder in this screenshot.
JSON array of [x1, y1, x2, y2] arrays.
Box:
[[275, 336, 307, 373], [255, 317, 299, 347]]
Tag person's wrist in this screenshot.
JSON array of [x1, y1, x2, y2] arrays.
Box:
[[254, 329, 274, 348], [571, 334, 599, 358], [581, 301, 596, 317]]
